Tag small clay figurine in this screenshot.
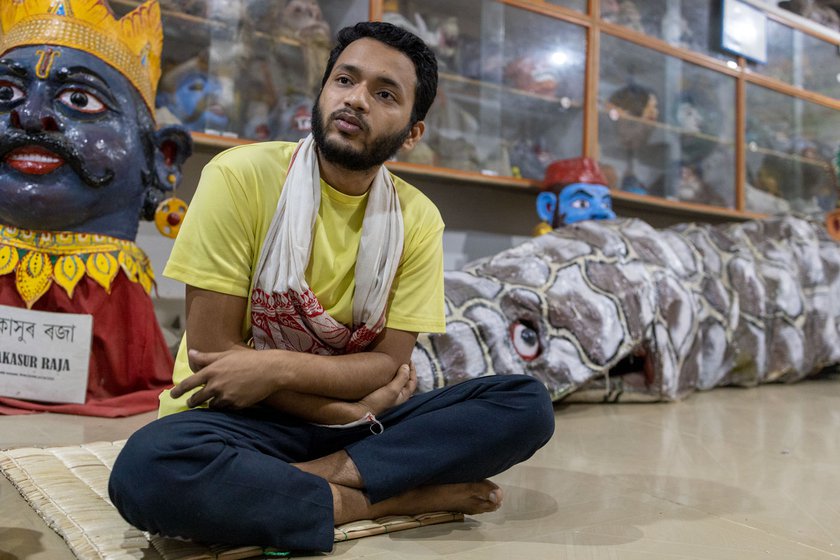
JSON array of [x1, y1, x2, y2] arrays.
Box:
[[673, 163, 727, 206], [503, 57, 559, 96], [382, 11, 461, 71], [280, 0, 333, 96]]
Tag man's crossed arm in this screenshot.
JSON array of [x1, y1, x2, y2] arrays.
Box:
[[169, 286, 418, 424]]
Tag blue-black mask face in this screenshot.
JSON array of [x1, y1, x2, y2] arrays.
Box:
[[0, 45, 190, 240]]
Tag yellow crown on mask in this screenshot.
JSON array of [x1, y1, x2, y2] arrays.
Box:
[[0, 0, 162, 116]]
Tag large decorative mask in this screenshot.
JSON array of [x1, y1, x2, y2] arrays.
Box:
[[0, 0, 191, 416], [0, 0, 192, 241]]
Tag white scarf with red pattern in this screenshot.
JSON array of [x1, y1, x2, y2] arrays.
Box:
[[250, 134, 404, 354]]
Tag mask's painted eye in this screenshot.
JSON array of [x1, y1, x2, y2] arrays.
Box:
[[510, 321, 540, 361], [57, 88, 106, 113], [571, 198, 590, 209], [0, 81, 24, 103]]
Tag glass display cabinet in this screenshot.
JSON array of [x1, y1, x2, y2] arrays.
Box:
[[103, 0, 839, 220], [600, 0, 729, 62], [383, 0, 587, 179], [745, 84, 840, 214], [598, 33, 737, 207], [545, 0, 586, 12], [113, 0, 369, 140]]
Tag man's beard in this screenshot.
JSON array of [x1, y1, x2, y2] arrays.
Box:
[[311, 102, 412, 172]]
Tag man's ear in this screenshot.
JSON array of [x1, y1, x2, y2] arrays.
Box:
[[400, 120, 426, 152], [152, 125, 193, 193]]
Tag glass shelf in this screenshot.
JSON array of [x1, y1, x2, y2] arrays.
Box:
[[598, 33, 737, 208], [745, 83, 840, 215], [105, 0, 838, 221], [601, 0, 733, 63], [748, 16, 840, 101], [113, 0, 369, 140], [385, 0, 587, 180], [544, 0, 588, 12]]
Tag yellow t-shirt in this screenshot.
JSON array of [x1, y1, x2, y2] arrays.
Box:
[[159, 141, 446, 416]]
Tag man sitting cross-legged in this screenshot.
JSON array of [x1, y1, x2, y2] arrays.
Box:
[[109, 21, 555, 553]]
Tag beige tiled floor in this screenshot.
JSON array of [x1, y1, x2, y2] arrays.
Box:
[[2, 373, 839, 559]]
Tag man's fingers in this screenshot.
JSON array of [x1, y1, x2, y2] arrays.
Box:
[[374, 366, 406, 402], [390, 363, 417, 403], [407, 361, 417, 390], [207, 396, 231, 410], [186, 385, 214, 408], [399, 362, 417, 396], [170, 371, 207, 399], [187, 349, 223, 368], [392, 364, 409, 384]]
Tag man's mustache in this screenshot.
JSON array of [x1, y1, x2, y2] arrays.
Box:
[[330, 109, 368, 132], [0, 130, 115, 188]]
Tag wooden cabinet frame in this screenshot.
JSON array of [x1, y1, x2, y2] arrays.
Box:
[[170, 0, 838, 222]]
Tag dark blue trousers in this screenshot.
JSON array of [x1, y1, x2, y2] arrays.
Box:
[[108, 375, 555, 552]]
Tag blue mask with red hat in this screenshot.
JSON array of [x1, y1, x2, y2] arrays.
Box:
[[537, 184, 616, 225], [537, 157, 617, 227]]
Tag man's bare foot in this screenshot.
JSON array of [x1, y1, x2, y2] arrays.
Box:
[[392, 480, 503, 516], [333, 479, 503, 525]]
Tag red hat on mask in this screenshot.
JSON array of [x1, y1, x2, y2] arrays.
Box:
[[544, 157, 608, 189]]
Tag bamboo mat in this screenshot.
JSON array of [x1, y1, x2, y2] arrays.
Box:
[[0, 441, 463, 560]]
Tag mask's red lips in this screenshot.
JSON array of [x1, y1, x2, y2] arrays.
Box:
[[5, 145, 65, 175]]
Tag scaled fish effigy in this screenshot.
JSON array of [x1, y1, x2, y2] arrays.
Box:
[[412, 215, 840, 402]]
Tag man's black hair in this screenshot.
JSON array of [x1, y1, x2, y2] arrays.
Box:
[[321, 21, 438, 123]]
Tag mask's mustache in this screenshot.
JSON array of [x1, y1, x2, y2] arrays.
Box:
[[0, 130, 115, 188]]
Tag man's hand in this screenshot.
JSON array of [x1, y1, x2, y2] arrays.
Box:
[[171, 347, 281, 410], [356, 361, 418, 416], [258, 361, 418, 425]]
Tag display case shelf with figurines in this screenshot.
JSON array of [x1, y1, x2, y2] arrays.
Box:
[[113, 0, 368, 141], [413, 70, 584, 178], [748, 8, 840, 101], [386, 0, 835, 219], [744, 82, 840, 214], [102, 0, 840, 226], [441, 71, 584, 110], [596, 31, 738, 208], [600, 0, 732, 61], [383, 0, 588, 180]]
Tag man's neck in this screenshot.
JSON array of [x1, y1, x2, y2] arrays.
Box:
[[316, 150, 380, 196]]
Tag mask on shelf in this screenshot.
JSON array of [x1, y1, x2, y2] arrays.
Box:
[[157, 60, 231, 133], [535, 157, 617, 235]]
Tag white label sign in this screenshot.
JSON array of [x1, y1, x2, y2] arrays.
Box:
[[0, 305, 92, 404]]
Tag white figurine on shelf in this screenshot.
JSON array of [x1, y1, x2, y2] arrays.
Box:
[[382, 11, 459, 70], [778, 0, 840, 32]]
